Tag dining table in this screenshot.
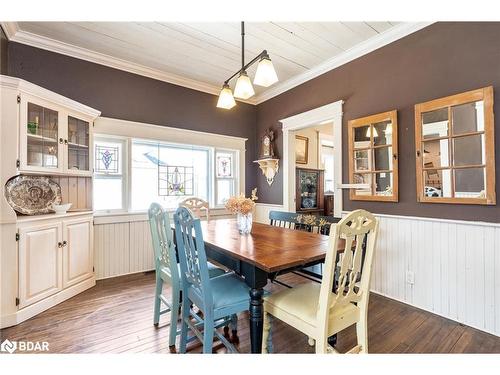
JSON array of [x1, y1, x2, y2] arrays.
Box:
[[193, 217, 347, 353]]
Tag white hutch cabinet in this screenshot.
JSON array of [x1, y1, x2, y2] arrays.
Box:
[[0, 75, 100, 328]]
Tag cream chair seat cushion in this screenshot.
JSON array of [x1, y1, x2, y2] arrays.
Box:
[[263, 282, 360, 330]]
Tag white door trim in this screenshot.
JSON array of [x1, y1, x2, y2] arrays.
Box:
[[280, 100, 343, 217]]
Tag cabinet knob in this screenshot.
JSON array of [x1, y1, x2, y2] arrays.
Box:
[[64, 139, 68, 145], [62, 240, 67, 247], [57, 242, 63, 248], [59, 138, 64, 144]]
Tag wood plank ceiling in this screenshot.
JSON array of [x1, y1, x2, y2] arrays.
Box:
[[15, 22, 398, 100]]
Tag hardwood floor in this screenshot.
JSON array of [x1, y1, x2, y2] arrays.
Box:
[[1, 271, 499, 354]]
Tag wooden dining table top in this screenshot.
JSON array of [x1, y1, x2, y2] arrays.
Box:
[[197, 218, 344, 273]]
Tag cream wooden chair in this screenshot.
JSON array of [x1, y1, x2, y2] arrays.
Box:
[[179, 197, 210, 221], [262, 209, 379, 354]]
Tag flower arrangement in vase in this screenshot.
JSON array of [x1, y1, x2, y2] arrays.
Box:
[[225, 188, 258, 234]]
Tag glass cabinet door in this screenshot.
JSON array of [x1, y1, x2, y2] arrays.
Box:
[[67, 116, 90, 172], [26, 103, 59, 169]]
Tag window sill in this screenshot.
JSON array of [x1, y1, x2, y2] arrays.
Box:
[[93, 207, 231, 225]]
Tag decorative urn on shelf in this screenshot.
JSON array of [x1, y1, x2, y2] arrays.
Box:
[[225, 188, 258, 234]]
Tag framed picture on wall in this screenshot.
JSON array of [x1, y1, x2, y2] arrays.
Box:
[[295, 135, 309, 164]]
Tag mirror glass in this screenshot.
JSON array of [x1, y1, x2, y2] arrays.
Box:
[[353, 173, 372, 195], [454, 168, 486, 198], [354, 150, 370, 172], [375, 172, 393, 196], [374, 146, 393, 171], [373, 120, 393, 146], [422, 108, 448, 139], [423, 169, 452, 198], [422, 139, 449, 168], [453, 134, 484, 166], [354, 125, 371, 145], [452, 101, 484, 135]]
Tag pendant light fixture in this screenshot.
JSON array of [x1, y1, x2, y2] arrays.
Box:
[[216, 22, 278, 109], [216, 83, 237, 109]]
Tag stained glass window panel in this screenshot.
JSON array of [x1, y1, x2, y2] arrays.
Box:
[[158, 165, 194, 196], [217, 153, 233, 178], [95, 144, 120, 173]]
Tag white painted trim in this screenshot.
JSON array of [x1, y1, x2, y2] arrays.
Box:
[[341, 210, 500, 228], [371, 291, 500, 338], [0, 22, 19, 39], [0, 277, 95, 329], [0, 75, 101, 118], [2, 22, 434, 106], [254, 22, 434, 104], [95, 116, 247, 145], [4, 26, 254, 105], [281, 101, 343, 217], [93, 208, 232, 225]]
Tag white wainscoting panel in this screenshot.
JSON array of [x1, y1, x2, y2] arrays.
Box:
[[254, 203, 285, 224], [94, 220, 154, 280], [369, 214, 500, 337], [93, 207, 500, 337]]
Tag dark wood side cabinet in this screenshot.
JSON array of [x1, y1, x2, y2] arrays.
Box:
[[295, 167, 324, 215], [324, 194, 334, 216]]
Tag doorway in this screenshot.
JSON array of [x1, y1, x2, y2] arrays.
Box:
[[280, 100, 343, 217]]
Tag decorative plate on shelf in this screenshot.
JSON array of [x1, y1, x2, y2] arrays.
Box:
[[5, 175, 62, 215]]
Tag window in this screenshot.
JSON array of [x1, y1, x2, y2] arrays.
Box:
[[93, 135, 240, 213], [415, 86, 496, 204], [348, 110, 398, 202], [93, 137, 126, 211], [131, 140, 209, 211], [215, 150, 237, 206]]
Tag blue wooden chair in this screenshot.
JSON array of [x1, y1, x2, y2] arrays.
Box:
[[174, 207, 251, 354], [147, 203, 226, 352]]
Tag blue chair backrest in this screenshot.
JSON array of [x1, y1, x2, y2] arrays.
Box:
[[148, 203, 178, 284], [173, 207, 213, 308]]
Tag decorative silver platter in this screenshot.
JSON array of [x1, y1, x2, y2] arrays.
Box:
[[5, 175, 62, 215]]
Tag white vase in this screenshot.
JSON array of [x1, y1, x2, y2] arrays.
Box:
[[237, 212, 253, 234]]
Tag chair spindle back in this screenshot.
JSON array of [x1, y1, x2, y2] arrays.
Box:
[[173, 207, 212, 299], [318, 209, 379, 321], [148, 203, 178, 282]]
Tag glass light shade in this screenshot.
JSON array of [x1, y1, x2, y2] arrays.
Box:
[[366, 126, 379, 138], [385, 123, 392, 135], [233, 71, 255, 99], [216, 84, 236, 109], [253, 57, 278, 87]]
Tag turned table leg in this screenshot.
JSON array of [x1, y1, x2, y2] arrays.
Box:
[[249, 288, 264, 354]]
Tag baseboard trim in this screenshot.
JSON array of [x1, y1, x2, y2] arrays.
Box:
[[1, 276, 96, 329]]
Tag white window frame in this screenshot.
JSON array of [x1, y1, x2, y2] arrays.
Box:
[[214, 148, 239, 208], [92, 117, 246, 218], [129, 138, 213, 211], [93, 135, 128, 213]]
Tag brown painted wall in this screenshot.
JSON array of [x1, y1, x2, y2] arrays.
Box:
[[7, 41, 257, 195], [0, 27, 8, 74], [256, 22, 500, 222]]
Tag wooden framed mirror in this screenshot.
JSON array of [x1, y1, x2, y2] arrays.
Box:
[[415, 86, 496, 205], [348, 110, 398, 202]]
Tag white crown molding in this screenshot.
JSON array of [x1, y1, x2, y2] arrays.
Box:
[[0, 21, 19, 39], [0, 74, 101, 118], [3, 23, 256, 105], [2, 22, 434, 106], [253, 22, 435, 104]]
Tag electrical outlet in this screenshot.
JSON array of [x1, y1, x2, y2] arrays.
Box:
[[406, 270, 415, 285]]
